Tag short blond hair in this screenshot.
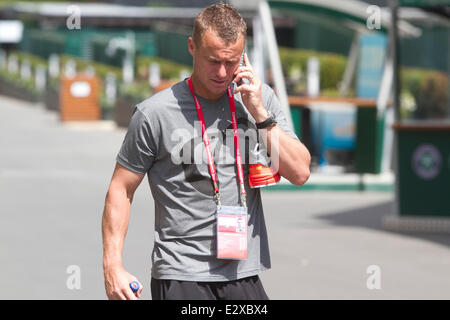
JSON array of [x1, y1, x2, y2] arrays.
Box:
[[193, 3, 247, 47]]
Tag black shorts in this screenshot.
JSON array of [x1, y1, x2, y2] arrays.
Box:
[[151, 275, 269, 300]]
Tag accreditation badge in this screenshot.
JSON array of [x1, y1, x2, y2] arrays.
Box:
[[217, 206, 248, 260]]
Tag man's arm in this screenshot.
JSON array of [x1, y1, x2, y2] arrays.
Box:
[[257, 123, 310, 186], [102, 162, 145, 300], [233, 53, 311, 186]]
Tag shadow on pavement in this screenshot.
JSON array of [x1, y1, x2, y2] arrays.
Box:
[[316, 200, 450, 249]]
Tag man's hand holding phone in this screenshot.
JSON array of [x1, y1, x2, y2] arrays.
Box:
[[233, 53, 269, 123]]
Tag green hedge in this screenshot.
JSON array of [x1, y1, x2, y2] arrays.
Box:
[[10, 51, 48, 69], [59, 54, 122, 81], [3, 49, 447, 121], [400, 68, 448, 120], [0, 51, 47, 97], [136, 56, 192, 82], [43, 54, 123, 90], [0, 68, 39, 96], [279, 47, 347, 94], [279, 46, 449, 120], [3, 52, 123, 91], [118, 81, 153, 106]]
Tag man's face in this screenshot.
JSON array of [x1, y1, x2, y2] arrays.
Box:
[[188, 29, 245, 100]]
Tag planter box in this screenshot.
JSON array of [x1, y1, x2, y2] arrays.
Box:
[[0, 78, 41, 103], [101, 107, 115, 121], [115, 96, 140, 128], [45, 86, 60, 112]]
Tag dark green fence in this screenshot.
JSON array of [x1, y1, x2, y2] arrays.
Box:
[[19, 27, 158, 66], [153, 29, 192, 66], [20, 29, 66, 59]]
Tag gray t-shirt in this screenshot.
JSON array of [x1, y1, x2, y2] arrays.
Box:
[[116, 80, 298, 282]]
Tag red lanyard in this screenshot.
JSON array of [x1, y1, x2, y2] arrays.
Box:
[[187, 76, 247, 209]]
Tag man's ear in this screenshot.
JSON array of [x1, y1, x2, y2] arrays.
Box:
[[188, 37, 195, 57]]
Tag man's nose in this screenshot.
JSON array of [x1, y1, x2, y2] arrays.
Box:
[[217, 63, 227, 79]]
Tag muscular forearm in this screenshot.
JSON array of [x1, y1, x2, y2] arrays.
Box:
[[102, 187, 132, 271], [259, 124, 311, 186], [102, 164, 144, 300]]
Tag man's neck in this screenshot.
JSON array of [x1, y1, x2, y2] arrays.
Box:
[[189, 74, 226, 101]]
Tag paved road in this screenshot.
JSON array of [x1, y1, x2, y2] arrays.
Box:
[[1, 95, 450, 300]]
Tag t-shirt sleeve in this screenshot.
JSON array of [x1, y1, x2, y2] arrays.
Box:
[[263, 84, 299, 141], [116, 106, 158, 174]]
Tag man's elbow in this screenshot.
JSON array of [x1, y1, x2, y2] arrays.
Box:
[[291, 166, 310, 186], [290, 153, 311, 186], [293, 147, 312, 186]]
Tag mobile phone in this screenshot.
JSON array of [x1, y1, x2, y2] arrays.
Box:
[[234, 51, 248, 86]]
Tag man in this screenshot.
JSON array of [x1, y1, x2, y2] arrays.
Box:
[[102, 3, 310, 300]]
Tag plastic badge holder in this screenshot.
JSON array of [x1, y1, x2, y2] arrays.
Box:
[[217, 206, 248, 260]]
